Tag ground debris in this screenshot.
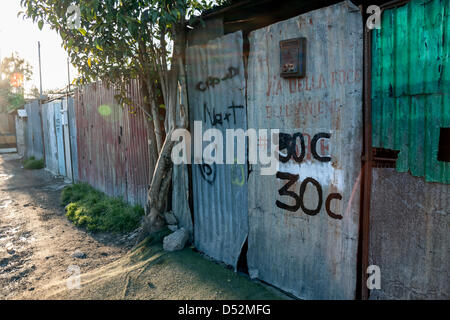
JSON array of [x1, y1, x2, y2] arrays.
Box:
[[71, 250, 87, 259], [164, 211, 178, 225], [163, 228, 188, 252]]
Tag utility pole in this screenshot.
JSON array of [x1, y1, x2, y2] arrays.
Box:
[[67, 57, 71, 93], [37, 41, 46, 163], [66, 56, 75, 183], [38, 41, 43, 99]]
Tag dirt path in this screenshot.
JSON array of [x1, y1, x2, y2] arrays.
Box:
[[0, 153, 285, 300], [0, 153, 133, 299]]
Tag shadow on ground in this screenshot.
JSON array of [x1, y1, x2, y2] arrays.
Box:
[[20, 230, 284, 300]]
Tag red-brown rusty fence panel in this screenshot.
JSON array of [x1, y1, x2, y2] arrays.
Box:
[[74, 80, 152, 207]]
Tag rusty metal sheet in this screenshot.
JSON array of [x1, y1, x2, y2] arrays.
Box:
[[246, 1, 363, 299], [369, 168, 449, 299], [186, 31, 248, 268], [74, 80, 152, 206]]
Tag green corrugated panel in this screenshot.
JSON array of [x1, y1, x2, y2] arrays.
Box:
[[372, 0, 450, 184]]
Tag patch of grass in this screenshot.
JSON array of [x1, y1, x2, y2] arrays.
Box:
[[23, 156, 44, 170], [60, 183, 144, 233]]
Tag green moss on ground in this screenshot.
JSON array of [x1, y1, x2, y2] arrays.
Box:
[[60, 183, 144, 233], [23, 156, 44, 169]]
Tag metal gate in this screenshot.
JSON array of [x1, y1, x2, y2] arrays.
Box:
[[246, 1, 363, 299], [186, 31, 248, 268], [42, 100, 67, 177]]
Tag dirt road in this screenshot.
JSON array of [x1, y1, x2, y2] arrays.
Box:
[[0, 153, 133, 299], [0, 153, 284, 300]]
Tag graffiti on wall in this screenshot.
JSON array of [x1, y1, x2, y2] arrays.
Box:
[[275, 131, 342, 220], [203, 102, 244, 127], [196, 67, 240, 92]]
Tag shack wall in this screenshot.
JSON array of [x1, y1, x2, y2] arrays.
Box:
[[25, 100, 44, 160], [371, 0, 450, 184], [186, 31, 248, 268], [246, 1, 363, 299], [42, 101, 60, 175], [369, 168, 449, 299]]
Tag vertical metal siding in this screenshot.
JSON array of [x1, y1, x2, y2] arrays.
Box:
[[246, 1, 363, 299], [42, 98, 77, 179], [67, 97, 79, 181], [25, 100, 44, 160], [62, 98, 73, 181], [186, 31, 248, 268], [372, 0, 450, 184], [15, 116, 26, 157], [54, 101, 66, 176], [42, 101, 59, 175], [74, 81, 152, 206]]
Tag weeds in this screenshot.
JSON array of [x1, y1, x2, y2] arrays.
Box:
[[23, 156, 44, 170], [61, 183, 144, 233]]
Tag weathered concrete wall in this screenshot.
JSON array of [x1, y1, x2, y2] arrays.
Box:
[[369, 168, 449, 299]]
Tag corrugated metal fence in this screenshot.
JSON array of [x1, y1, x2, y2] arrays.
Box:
[[25, 100, 44, 160], [185, 1, 363, 299], [246, 1, 363, 299], [371, 0, 450, 184], [42, 100, 65, 175], [368, 0, 449, 300], [74, 81, 152, 206], [186, 31, 248, 268], [67, 97, 79, 182], [41, 97, 78, 180]]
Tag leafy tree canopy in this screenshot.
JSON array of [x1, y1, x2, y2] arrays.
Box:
[[0, 52, 33, 113], [19, 0, 218, 88], [19, 0, 224, 231]]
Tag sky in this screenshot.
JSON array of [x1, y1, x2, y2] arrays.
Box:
[[0, 1, 78, 93]]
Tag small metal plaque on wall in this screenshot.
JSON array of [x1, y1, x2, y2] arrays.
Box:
[[280, 38, 306, 78]]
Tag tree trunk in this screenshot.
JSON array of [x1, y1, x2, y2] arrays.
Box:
[[136, 20, 187, 243]]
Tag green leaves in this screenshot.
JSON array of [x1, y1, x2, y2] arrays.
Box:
[[0, 53, 32, 112], [78, 27, 87, 36], [19, 0, 220, 93]]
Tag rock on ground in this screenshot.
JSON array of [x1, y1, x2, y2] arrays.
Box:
[[163, 228, 188, 252], [164, 211, 178, 225], [168, 225, 178, 232], [71, 250, 87, 259]]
